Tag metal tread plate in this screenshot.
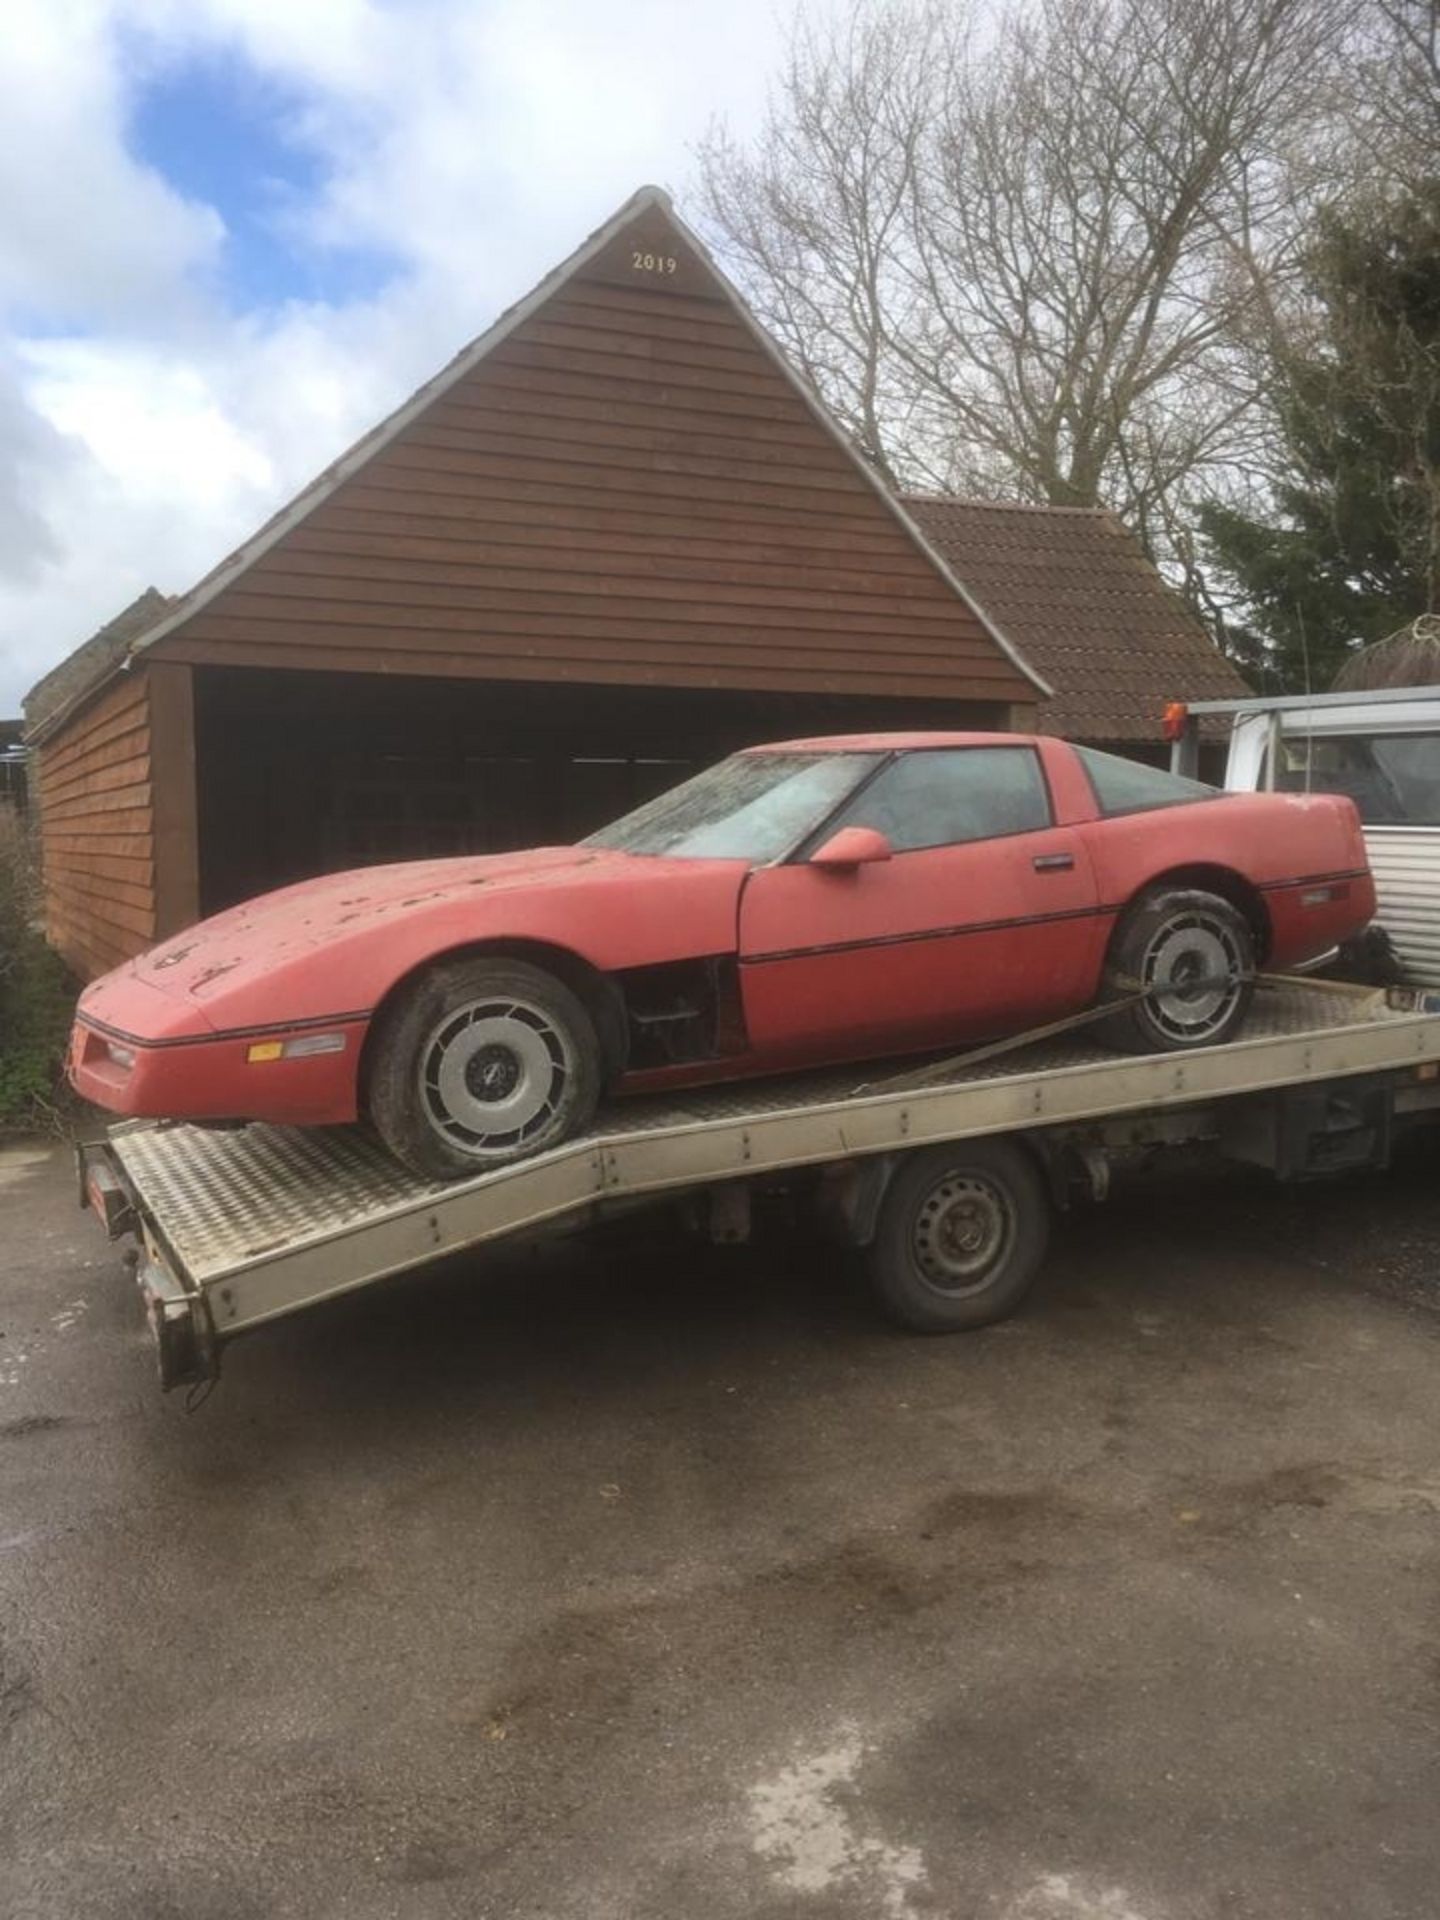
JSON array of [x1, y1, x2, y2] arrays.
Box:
[[106, 980, 1439, 1318]]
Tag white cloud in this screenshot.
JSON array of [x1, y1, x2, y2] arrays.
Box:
[[0, 0, 222, 325], [1, 0, 832, 714], [0, 356, 81, 582], [22, 340, 276, 508]]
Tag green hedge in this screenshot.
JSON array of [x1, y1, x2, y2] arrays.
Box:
[[0, 808, 75, 1133]]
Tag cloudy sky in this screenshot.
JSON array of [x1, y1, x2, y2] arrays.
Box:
[[0, 0, 829, 714]]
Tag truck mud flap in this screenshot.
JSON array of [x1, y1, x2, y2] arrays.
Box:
[[77, 1140, 219, 1392], [136, 1255, 219, 1392]]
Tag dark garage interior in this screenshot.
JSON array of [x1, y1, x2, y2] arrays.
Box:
[[192, 664, 1011, 917]]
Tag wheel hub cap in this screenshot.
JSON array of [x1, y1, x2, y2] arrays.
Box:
[[420, 999, 571, 1157], [912, 1174, 1012, 1296], [1142, 913, 1243, 1042], [467, 1043, 522, 1103]]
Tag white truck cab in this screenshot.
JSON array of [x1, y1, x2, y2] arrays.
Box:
[[1169, 686, 1440, 986]]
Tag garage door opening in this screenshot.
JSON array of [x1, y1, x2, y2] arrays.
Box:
[[192, 665, 1011, 916]]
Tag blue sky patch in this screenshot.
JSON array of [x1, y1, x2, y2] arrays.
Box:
[[128, 47, 401, 311]]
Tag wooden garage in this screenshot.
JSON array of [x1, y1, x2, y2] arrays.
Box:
[[24, 186, 1046, 981]]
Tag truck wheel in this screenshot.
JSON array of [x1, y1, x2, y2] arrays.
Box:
[[866, 1140, 1049, 1333], [1095, 887, 1255, 1054], [367, 957, 602, 1180]]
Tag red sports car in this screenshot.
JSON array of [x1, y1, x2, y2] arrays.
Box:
[[70, 733, 1374, 1179]]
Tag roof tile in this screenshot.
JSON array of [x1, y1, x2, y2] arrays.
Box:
[[906, 497, 1248, 741]]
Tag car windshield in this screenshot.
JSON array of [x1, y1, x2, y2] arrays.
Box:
[[583, 751, 882, 862]]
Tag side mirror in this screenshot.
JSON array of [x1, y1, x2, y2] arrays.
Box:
[[810, 825, 893, 870]]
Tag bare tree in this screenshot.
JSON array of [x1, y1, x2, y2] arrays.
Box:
[[695, 4, 941, 487], [695, 0, 1346, 593], [1341, 1, 1440, 194]]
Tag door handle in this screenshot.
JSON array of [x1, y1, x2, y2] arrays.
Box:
[[1032, 852, 1075, 872]]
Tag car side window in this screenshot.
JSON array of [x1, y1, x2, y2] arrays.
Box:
[[828, 748, 1052, 853]]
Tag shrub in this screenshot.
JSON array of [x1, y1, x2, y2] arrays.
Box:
[[0, 805, 76, 1134]]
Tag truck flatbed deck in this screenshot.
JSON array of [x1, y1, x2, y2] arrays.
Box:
[[81, 978, 1440, 1389]]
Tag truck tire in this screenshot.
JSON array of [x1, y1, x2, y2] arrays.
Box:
[[1094, 887, 1255, 1054], [367, 956, 602, 1180], [866, 1139, 1049, 1333]]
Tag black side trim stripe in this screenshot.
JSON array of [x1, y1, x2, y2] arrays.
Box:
[[745, 901, 1115, 967], [79, 1007, 374, 1051], [743, 867, 1371, 967], [1258, 868, 1370, 892]]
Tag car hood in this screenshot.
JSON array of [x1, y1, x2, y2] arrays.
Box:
[[129, 848, 609, 995], [79, 845, 749, 1038]]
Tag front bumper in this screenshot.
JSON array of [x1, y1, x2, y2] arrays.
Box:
[[68, 1015, 366, 1127]]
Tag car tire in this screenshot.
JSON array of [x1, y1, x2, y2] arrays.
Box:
[[366, 956, 602, 1180], [865, 1140, 1050, 1333], [1094, 886, 1256, 1054]]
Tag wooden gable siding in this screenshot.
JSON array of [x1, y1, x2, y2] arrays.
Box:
[[154, 206, 1034, 705], [37, 671, 156, 977], [37, 662, 199, 978]]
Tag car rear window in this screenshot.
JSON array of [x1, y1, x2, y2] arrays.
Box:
[[1076, 746, 1218, 818]]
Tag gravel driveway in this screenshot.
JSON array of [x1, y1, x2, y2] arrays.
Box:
[[2, 1136, 1438, 1920]]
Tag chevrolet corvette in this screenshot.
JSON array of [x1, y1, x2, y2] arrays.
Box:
[[70, 733, 1375, 1179]]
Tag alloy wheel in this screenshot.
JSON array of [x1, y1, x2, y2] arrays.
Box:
[[418, 996, 574, 1160], [1140, 909, 1246, 1044]]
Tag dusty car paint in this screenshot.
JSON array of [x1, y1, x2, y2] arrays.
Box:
[[70, 732, 1375, 1129]]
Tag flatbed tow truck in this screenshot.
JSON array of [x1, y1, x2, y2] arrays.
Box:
[[78, 976, 1440, 1391]]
